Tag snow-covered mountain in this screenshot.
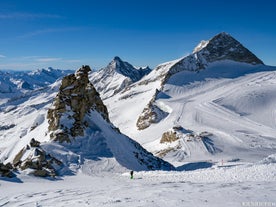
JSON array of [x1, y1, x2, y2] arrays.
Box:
[[0, 67, 73, 93], [1, 32, 276, 207], [1, 31, 276, 178], [103, 32, 276, 165], [0, 67, 73, 109], [89, 56, 151, 99], [0, 66, 172, 178]]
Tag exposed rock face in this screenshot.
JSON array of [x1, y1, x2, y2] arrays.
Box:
[[12, 138, 62, 177], [47, 65, 109, 143], [197, 32, 263, 64], [0, 162, 14, 178], [136, 90, 168, 130], [160, 131, 180, 143], [156, 127, 221, 161], [166, 32, 264, 80]]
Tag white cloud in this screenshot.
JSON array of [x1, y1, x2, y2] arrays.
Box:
[[36, 58, 62, 62], [0, 62, 35, 69], [0, 56, 83, 70], [0, 54, 6, 58]]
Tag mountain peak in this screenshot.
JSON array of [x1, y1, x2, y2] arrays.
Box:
[[113, 56, 122, 62], [209, 32, 240, 45], [90, 57, 152, 99], [105, 57, 150, 82], [193, 32, 233, 53], [214, 31, 231, 38], [192, 32, 263, 65]]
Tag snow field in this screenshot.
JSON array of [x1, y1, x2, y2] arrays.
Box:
[[106, 61, 276, 164], [1, 160, 275, 207]]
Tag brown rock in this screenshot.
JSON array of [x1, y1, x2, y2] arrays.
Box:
[[160, 131, 179, 143], [47, 65, 109, 142], [33, 169, 48, 177], [0, 162, 14, 178], [30, 138, 40, 147]]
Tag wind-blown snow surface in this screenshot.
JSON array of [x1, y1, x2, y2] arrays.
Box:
[[0, 157, 276, 206], [104, 61, 276, 165]]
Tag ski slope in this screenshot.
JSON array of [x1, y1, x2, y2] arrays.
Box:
[[1, 156, 275, 207], [106, 61, 276, 165]]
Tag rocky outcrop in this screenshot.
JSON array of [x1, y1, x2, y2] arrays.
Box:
[[47, 65, 109, 143], [0, 162, 14, 178], [160, 131, 180, 143], [160, 126, 186, 144], [136, 89, 168, 130], [12, 138, 62, 177], [156, 127, 221, 161]]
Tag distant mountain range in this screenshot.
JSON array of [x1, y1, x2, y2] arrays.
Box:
[[0, 67, 73, 93]]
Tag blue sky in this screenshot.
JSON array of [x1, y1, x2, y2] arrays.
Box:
[[0, 0, 276, 70]]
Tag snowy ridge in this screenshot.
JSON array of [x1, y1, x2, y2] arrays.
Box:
[[193, 40, 209, 53]]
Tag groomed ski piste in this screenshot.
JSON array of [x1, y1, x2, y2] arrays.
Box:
[[106, 61, 276, 166]]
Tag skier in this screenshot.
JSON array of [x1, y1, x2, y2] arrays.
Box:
[[130, 170, 134, 179]]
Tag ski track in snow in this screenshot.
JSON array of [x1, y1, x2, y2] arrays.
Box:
[[157, 70, 276, 161]]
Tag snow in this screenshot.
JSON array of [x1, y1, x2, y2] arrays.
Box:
[[89, 57, 151, 99], [105, 61, 276, 165], [1, 160, 275, 206], [193, 40, 209, 53], [1, 36, 276, 206], [0, 68, 73, 95]]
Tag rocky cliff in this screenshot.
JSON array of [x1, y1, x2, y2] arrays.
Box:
[[47, 65, 109, 143]]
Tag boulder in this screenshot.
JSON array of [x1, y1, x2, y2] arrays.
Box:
[[0, 162, 14, 178], [12, 138, 62, 177]]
